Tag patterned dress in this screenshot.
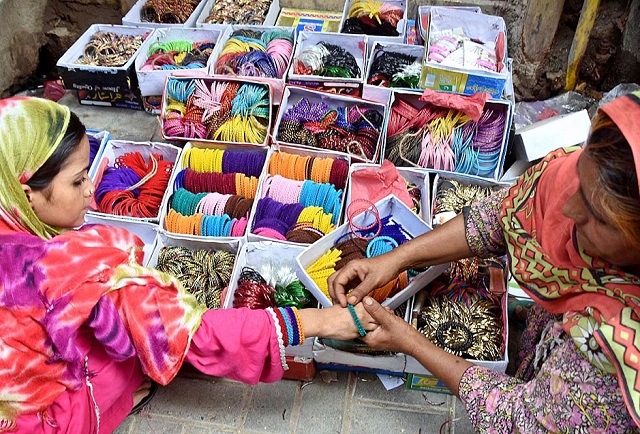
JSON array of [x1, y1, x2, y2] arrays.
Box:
[[459, 190, 639, 433]]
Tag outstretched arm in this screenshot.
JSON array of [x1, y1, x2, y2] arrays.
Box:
[[328, 214, 472, 307], [361, 296, 472, 395]]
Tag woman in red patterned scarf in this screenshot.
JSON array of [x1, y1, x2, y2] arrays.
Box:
[[0, 96, 376, 433], [330, 91, 640, 432]]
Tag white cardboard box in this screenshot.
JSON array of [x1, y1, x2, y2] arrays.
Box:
[[56, 24, 152, 94], [346, 163, 431, 225], [362, 41, 423, 104], [339, 0, 407, 52], [247, 144, 350, 245], [122, 0, 208, 28], [135, 27, 223, 97], [405, 265, 509, 376], [196, 0, 281, 30], [159, 75, 273, 146], [274, 85, 387, 163], [431, 172, 510, 227], [158, 141, 271, 241], [287, 31, 366, 95], [89, 139, 182, 223], [87, 129, 110, 179], [382, 89, 512, 181], [208, 24, 294, 103], [513, 109, 591, 162], [223, 241, 314, 357], [296, 194, 448, 309]]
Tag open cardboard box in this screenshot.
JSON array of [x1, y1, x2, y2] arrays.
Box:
[[222, 241, 315, 358], [57, 24, 152, 95], [207, 24, 294, 103], [89, 139, 182, 223], [135, 27, 223, 97], [122, 0, 208, 28], [274, 85, 387, 163], [346, 163, 431, 225], [158, 141, 271, 241], [159, 75, 273, 146], [287, 31, 366, 97], [382, 89, 512, 181], [405, 263, 509, 392], [418, 7, 509, 99], [295, 194, 448, 310], [247, 144, 350, 245]]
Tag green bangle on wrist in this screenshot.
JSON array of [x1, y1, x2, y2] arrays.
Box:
[[347, 303, 367, 337]]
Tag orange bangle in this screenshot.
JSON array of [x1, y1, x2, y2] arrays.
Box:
[[292, 307, 305, 345]]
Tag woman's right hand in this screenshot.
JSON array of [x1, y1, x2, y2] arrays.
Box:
[[327, 255, 402, 307]]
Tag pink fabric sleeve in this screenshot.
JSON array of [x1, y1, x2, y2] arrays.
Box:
[[186, 308, 285, 385]]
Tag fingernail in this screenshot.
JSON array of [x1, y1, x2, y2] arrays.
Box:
[[365, 297, 373, 305]]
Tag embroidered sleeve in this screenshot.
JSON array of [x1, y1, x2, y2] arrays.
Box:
[[458, 338, 634, 433], [462, 189, 508, 257]]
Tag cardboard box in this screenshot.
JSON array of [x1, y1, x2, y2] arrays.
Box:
[[286, 31, 366, 97], [276, 8, 343, 36], [339, 0, 407, 52], [417, 5, 482, 44], [223, 241, 316, 358], [159, 141, 271, 240], [135, 27, 223, 97], [282, 356, 316, 381], [274, 85, 387, 163], [122, 0, 208, 28], [431, 172, 510, 227], [513, 109, 591, 162], [89, 139, 182, 223], [405, 265, 509, 392], [147, 232, 242, 309], [159, 75, 273, 146], [419, 7, 509, 98], [247, 144, 350, 245], [196, 0, 281, 30], [295, 194, 448, 309], [346, 163, 432, 224], [382, 89, 512, 181], [76, 88, 145, 110], [207, 24, 294, 103], [57, 24, 152, 95], [362, 41, 423, 104], [87, 129, 110, 179]]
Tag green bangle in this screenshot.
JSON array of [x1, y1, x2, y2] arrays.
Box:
[[347, 303, 367, 337]]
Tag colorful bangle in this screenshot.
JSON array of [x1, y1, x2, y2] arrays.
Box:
[[347, 303, 367, 337]]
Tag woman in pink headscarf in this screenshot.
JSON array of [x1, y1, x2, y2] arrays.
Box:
[[329, 91, 640, 432]]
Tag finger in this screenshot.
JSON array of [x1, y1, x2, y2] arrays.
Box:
[[327, 271, 348, 307], [362, 296, 391, 324]]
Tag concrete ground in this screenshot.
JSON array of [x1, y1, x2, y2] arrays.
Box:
[[59, 92, 477, 434]]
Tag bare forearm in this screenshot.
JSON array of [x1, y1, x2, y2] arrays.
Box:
[[408, 334, 473, 396], [386, 214, 472, 271]]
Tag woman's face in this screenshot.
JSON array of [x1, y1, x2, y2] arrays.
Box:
[[25, 135, 95, 229], [562, 152, 640, 271]]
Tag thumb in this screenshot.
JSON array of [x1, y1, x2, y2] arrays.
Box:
[[363, 296, 389, 323]]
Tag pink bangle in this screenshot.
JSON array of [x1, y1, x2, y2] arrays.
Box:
[[253, 226, 287, 240]]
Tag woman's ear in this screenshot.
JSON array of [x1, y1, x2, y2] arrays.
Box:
[[21, 184, 34, 205]]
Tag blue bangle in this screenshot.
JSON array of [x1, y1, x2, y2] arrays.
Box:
[[347, 304, 367, 337]]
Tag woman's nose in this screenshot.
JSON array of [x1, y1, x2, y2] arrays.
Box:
[[562, 190, 587, 225]]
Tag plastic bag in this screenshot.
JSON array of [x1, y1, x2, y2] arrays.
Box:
[[513, 91, 595, 130]]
